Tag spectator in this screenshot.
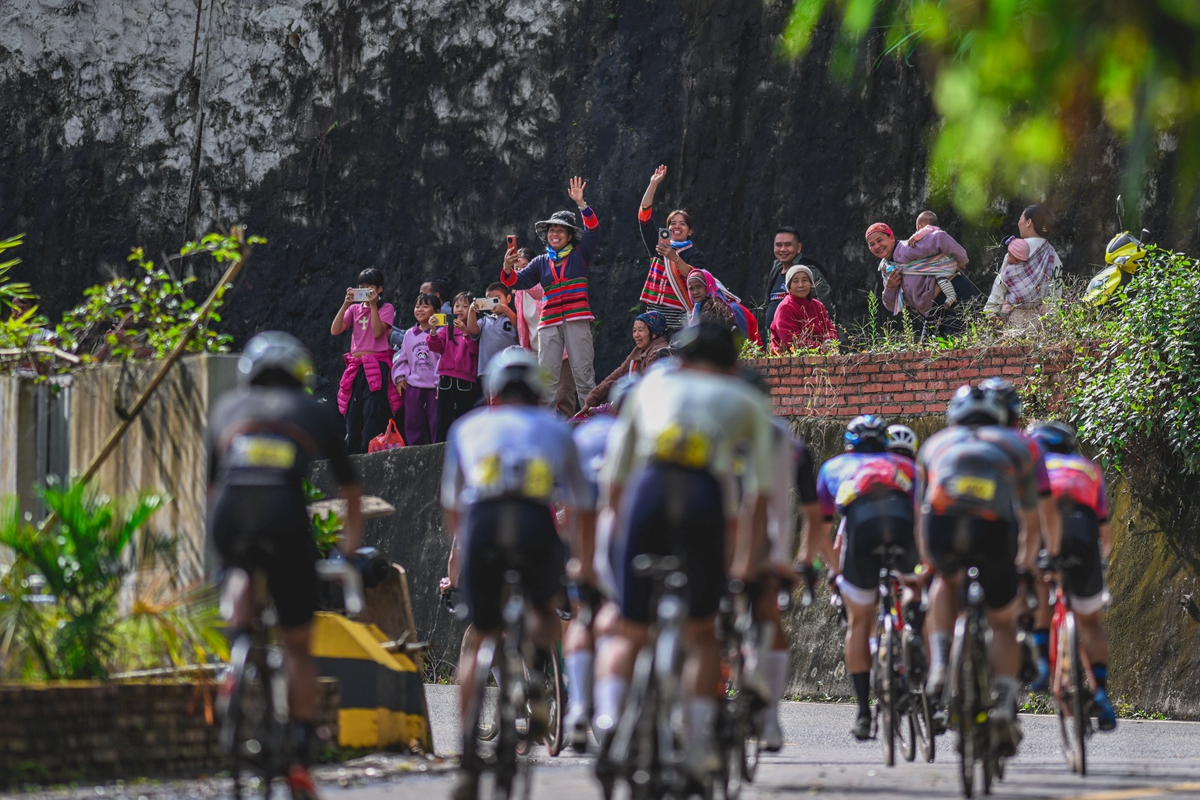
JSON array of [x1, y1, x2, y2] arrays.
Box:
[[511, 245, 579, 416], [429, 291, 481, 443], [332, 268, 398, 454], [422, 278, 453, 316], [763, 226, 831, 346], [900, 211, 960, 305], [984, 203, 1063, 329], [500, 176, 600, 411], [467, 282, 520, 388], [391, 293, 441, 446], [866, 222, 980, 339], [687, 269, 742, 335], [584, 310, 669, 410], [636, 165, 708, 333], [769, 265, 837, 353]]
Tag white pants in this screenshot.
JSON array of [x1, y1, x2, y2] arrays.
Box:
[[537, 320, 595, 410]]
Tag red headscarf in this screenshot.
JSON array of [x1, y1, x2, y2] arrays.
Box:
[[865, 222, 893, 240]]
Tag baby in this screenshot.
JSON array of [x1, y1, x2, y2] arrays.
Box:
[[904, 210, 958, 306], [998, 236, 1030, 315]]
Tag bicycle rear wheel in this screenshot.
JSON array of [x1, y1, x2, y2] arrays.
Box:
[[953, 627, 976, 799], [224, 641, 278, 799], [464, 638, 500, 793], [517, 652, 565, 757], [1056, 613, 1088, 775], [904, 629, 935, 763]]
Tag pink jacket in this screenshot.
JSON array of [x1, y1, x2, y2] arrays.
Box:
[[427, 325, 479, 383], [339, 352, 402, 415]]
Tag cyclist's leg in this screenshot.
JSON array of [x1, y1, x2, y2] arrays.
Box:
[[592, 602, 648, 737], [1062, 509, 1115, 729], [973, 518, 1023, 754], [752, 572, 789, 750], [921, 515, 963, 698], [456, 501, 506, 718], [839, 504, 884, 737]]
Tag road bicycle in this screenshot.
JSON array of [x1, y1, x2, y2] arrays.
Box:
[[873, 557, 936, 766], [716, 579, 770, 800], [1049, 556, 1094, 776], [599, 554, 695, 800], [219, 554, 363, 799], [946, 566, 1004, 798]]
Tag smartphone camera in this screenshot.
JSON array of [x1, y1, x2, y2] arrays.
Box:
[[351, 288, 373, 302], [659, 228, 670, 240], [430, 313, 448, 327]]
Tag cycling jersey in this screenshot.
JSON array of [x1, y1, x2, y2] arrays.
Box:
[[1044, 453, 1109, 520], [441, 405, 589, 515], [816, 452, 915, 520], [601, 367, 775, 516], [765, 423, 819, 565], [572, 414, 619, 512], [917, 425, 1042, 523], [206, 386, 356, 629]]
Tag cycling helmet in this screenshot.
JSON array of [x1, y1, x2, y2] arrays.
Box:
[[1025, 421, 1078, 455], [238, 331, 313, 388], [946, 384, 1007, 427], [672, 322, 738, 370], [609, 373, 640, 411], [886, 424, 919, 458], [738, 365, 769, 396], [844, 414, 889, 452], [979, 377, 1023, 425], [485, 346, 549, 403]]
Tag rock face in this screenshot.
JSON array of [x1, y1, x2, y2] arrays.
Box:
[[0, 0, 1186, 378]]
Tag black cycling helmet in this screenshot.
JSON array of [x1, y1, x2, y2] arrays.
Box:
[[738, 365, 769, 396], [485, 347, 548, 403], [979, 377, 1023, 426], [946, 384, 1008, 427], [1025, 421, 1079, 455], [238, 331, 313, 388], [672, 322, 738, 370], [844, 414, 889, 452]]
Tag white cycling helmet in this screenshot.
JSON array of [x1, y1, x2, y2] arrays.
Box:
[[886, 424, 918, 457], [238, 331, 313, 388], [485, 347, 549, 403]]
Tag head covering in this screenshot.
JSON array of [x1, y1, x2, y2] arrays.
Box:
[[1006, 236, 1030, 262], [865, 222, 894, 240], [634, 309, 668, 341], [687, 268, 719, 297], [785, 264, 814, 291], [535, 210, 583, 242]]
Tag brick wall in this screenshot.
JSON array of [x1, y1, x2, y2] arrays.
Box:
[[745, 345, 1076, 418], [0, 679, 339, 787]]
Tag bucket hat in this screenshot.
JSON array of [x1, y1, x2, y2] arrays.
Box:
[[535, 210, 583, 243]]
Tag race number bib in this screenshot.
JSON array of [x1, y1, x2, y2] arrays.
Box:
[[653, 424, 712, 470], [947, 475, 996, 502], [229, 435, 297, 470]]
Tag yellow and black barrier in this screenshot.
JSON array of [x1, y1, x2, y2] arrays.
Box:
[[311, 611, 432, 751]]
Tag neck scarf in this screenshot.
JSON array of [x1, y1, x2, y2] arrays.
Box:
[[669, 239, 692, 250], [546, 243, 574, 261]]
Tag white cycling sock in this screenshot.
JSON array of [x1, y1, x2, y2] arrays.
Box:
[[929, 632, 950, 667], [687, 697, 719, 746], [563, 652, 593, 715], [766, 650, 790, 708], [593, 676, 627, 734]]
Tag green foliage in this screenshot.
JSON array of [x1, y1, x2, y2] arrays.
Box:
[[1071, 248, 1200, 474], [301, 479, 343, 558], [0, 482, 227, 680], [782, 0, 1200, 220]]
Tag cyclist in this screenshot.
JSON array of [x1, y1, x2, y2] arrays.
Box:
[[740, 367, 822, 752], [1025, 421, 1117, 730], [561, 373, 640, 751], [593, 323, 775, 778], [809, 415, 919, 740], [208, 332, 364, 800], [441, 348, 590, 799], [979, 377, 1062, 691], [917, 385, 1044, 755], [886, 424, 919, 461]]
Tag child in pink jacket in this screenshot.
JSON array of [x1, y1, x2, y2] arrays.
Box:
[[428, 292, 481, 442]]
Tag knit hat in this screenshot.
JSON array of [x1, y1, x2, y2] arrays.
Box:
[[865, 222, 893, 240], [1006, 236, 1030, 262], [785, 264, 814, 289], [635, 309, 668, 341], [535, 210, 583, 243]]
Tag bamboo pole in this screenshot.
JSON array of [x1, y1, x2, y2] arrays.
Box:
[[37, 226, 254, 534]]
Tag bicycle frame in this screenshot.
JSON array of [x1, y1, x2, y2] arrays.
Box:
[[1049, 581, 1093, 775], [946, 566, 1001, 799]]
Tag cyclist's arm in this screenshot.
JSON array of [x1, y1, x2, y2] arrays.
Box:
[[1039, 494, 1061, 556], [1017, 507, 1039, 572], [447, 534, 461, 587], [732, 405, 774, 580], [561, 437, 598, 584], [339, 482, 364, 554], [1099, 521, 1112, 561]]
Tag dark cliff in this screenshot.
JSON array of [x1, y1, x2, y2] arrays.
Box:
[[0, 0, 1187, 379]]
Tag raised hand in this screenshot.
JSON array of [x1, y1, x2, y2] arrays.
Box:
[[568, 176, 587, 208], [649, 165, 667, 185]]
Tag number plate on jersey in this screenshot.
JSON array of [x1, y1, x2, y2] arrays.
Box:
[[948, 475, 996, 501], [229, 435, 297, 469], [653, 424, 712, 470]]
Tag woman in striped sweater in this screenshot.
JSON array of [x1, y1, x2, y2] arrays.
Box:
[[500, 176, 600, 410], [637, 165, 707, 333]]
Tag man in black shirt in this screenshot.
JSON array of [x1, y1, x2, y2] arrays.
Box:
[[208, 331, 363, 800], [763, 227, 832, 345]]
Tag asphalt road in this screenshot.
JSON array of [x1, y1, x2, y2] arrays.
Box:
[[338, 684, 1200, 800]]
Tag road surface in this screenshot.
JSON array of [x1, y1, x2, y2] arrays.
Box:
[[338, 685, 1200, 800]]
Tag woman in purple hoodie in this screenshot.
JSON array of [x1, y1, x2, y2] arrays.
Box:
[[428, 292, 481, 443], [391, 294, 441, 446]]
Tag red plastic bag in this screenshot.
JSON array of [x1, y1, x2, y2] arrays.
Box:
[[368, 419, 406, 453]]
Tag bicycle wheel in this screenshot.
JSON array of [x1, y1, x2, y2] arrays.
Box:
[[517, 652, 565, 757], [721, 697, 746, 800], [655, 627, 688, 800], [953, 624, 976, 798], [912, 689, 936, 764], [1056, 613, 1088, 775], [464, 638, 500, 789], [229, 645, 277, 799]]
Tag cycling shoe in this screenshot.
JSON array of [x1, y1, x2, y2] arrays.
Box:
[[564, 704, 591, 752], [761, 708, 784, 752], [1093, 689, 1118, 732], [851, 711, 872, 741], [1028, 657, 1051, 693]]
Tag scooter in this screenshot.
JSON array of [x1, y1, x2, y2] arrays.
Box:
[[1083, 195, 1151, 306]]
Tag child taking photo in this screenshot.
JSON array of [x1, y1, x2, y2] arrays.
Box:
[[428, 291, 481, 442], [331, 268, 397, 454], [391, 293, 441, 446]]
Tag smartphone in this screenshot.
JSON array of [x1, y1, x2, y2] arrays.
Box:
[[430, 313, 447, 327], [351, 288, 373, 302], [506, 235, 517, 250], [659, 228, 670, 240], [474, 297, 501, 311]]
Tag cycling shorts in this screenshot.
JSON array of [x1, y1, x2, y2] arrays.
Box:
[[839, 491, 918, 597], [210, 485, 318, 629], [1060, 506, 1104, 613], [923, 515, 1018, 610], [460, 498, 566, 631], [615, 464, 726, 623]]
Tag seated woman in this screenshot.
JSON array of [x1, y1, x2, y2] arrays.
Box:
[[637, 165, 707, 333], [686, 269, 744, 336], [769, 265, 837, 353], [583, 310, 669, 410], [865, 222, 979, 338]]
